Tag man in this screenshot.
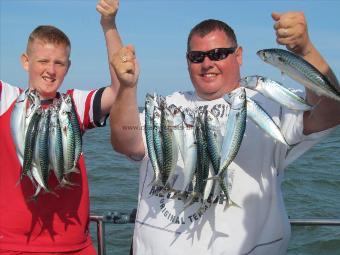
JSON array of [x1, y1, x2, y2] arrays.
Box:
[[110, 12, 340, 255], [0, 0, 122, 254]]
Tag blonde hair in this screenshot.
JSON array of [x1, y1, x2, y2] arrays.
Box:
[[26, 25, 71, 56]]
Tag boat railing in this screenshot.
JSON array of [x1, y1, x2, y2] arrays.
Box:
[[90, 210, 340, 255], [90, 209, 137, 255]]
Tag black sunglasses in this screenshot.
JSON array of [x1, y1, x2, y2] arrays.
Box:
[[187, 47, 237, 63]]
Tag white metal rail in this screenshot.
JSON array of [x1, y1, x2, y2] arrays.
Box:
[[90, 209, 136, 255], [90, 211, 340, 255]]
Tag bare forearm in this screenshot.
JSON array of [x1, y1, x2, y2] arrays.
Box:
[[99, 19, 123, 116], [110, 86, 145, 157], [96, 0, 122, 115], [102, 19, 122, 92], [302, 42, 339, 95], [272, 11, 340, 133], [301, 43, 340, 133]]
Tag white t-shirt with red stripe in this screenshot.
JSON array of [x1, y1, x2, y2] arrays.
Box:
[[0, 80, 106, 253], [133, 88, 332, 255]]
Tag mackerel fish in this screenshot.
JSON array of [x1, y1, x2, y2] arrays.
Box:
[[171, 106, 185, 163], [204, 109, 223, 202], [179, 108, 197, 192], [22, 107, 42, 179], [183, 113, 210, 209], [59, 95, 76, 173], [161, 107, 179, 191], [10, 89, 30, 165], [219, 88, 247, 206], [171, 107, 197, 201], [145, 94, 163, 187], [37, 109, 51, 190], [246, 97, 288, 146], [68, 95, 83, 169], [204, 109, 222, 175], [240, 75, 313, 111], [152, 106, 164, 184], [257, 48, 340, 102], [49, 106, 66, 185], [31, 109, 51, 195]]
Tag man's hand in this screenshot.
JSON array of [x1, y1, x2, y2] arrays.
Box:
[[111, 45, 139, 89], [272, 11, 312, 57]]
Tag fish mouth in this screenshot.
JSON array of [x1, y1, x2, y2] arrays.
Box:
[[239, 76, 258, 89], [239, 78, 247, 87]]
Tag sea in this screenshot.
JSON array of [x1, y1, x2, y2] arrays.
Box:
[[84, 122, 340, 255]]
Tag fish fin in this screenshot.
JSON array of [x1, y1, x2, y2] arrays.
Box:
[[284, 140, 301, 160], [152, 187, 169, 198], [280, 71, 285, 78], [26, 193, 39, 203], [205, 175, 220, 181], [65, 166, 80, 175], [180, 193, 199, 214], [59, 178, 78, 188], [160, 187, 173, 197], [27, 185, 44, 201], [306, 98, 322, 119], [216, 174, 241, 209], [170, 191, 182, 200], [175, 191, 190, 203], [224, 197, 241, 210], [148, 175, 164, 188]]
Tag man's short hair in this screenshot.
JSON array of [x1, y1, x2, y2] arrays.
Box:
[[187, 19, 237, 51]]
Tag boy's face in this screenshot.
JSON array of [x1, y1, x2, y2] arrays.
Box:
[[21, 39, 71, 99]]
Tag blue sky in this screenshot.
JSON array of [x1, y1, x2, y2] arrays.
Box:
[[1, 0, 339, 105]]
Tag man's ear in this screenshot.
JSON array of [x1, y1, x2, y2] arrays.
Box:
[[236, 46, 243, 66], [20, 53, 29, 71]]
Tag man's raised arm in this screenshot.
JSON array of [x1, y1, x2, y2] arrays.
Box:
[[272, 11, 340, 134], [109, 45, 145, 158]]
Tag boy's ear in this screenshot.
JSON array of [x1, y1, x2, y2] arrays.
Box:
[[67, 59, 71, 73], [20, 53, 29, 71]]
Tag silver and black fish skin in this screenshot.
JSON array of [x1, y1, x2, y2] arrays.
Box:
[[145, 94, 163, 187], [240, 75, 313, 111], [257, 48, 340, 102], [22, 108, 42, 179]]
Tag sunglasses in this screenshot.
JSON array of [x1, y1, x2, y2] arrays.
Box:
[[187, 47, 237, 63]]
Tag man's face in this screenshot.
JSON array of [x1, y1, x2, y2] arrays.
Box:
[[21, 39, 70, 99], [187, 29, 242, 100]]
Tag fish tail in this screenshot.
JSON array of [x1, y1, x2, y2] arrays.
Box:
[[148, 177, 164, 189]]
